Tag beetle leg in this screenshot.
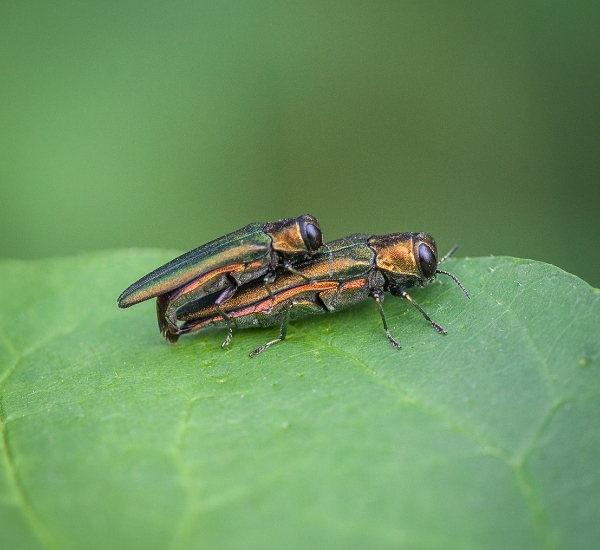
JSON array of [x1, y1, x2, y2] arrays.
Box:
[[392, 286, 447, 334], [155, 293, 183, 343], [156, 294, 171, 333], [370, 291, 401, 349], [163, 329, 181, 344], [157, 295, 187, 344], [156, 293, 180, 334], [261, 272, 276, 311], [282, 261, 311, 282], [214, 285, 239, 348], [220, 326, 234, 348], [215, 285, 236, 308], [249, 303, 292, 357]]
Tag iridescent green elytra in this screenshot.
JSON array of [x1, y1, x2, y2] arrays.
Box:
[[174, 232, 470, 356], [117, 215, 325, 341]]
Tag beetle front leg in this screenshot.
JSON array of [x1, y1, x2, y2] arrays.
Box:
[[390, 286, 447, 334], [370, 291, 401, 349], [282, 260, 311, 282]]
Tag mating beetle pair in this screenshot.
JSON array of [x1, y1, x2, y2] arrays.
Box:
[[118, 215, 469, 356], [118, 215, 324, 343]]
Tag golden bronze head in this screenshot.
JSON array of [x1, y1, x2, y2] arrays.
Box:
[[264, 214, 323, 256], [368, 232, 438, 286]]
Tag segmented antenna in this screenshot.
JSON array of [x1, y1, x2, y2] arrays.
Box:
[[436, 269, 470, 299], [438, 244, 460, 264]]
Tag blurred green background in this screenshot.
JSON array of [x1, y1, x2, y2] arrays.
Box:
[[1, 1, 599, 286]]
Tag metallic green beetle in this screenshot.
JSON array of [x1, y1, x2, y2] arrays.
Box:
[[173, 232, 470, 355], [117, 215, 325, 341]]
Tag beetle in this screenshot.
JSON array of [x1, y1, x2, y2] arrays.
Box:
[[172, 232, 470, 355], [117, 214, 326, 342]]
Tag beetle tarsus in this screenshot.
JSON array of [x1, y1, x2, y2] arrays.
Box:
[[221, 327, 233, 348], [371, 290, 402, 349], [385, 330, 401, 348], [216, 304, 237, 348], [395, 287, 447, 335], [249, 303, 292, 357], [249, 339, 277, 357]]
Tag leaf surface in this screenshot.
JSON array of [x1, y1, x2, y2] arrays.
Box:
[[0, 251, 598, 550]]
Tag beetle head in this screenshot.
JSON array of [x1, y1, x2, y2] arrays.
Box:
[[368, 232, 438, 288], [264, 214, 323, 256], [369, 232, 469, 298]]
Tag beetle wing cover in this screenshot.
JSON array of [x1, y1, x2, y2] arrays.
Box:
[[118, 223, 271, 307]]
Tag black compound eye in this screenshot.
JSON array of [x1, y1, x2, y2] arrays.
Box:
[[418, 243, 437, 279], [302, 222, 323, 251]]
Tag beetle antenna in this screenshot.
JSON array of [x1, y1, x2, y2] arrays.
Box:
[[438, 244, 459, 264], [322, 242, 334, 277], [436, 269, 470, 299]]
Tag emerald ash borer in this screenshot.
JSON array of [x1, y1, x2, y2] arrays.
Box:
[[117, 214, 326, 341], [174, 232, 470, 356]]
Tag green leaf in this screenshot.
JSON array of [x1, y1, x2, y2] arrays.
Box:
[[0, 251, 598, 550]]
